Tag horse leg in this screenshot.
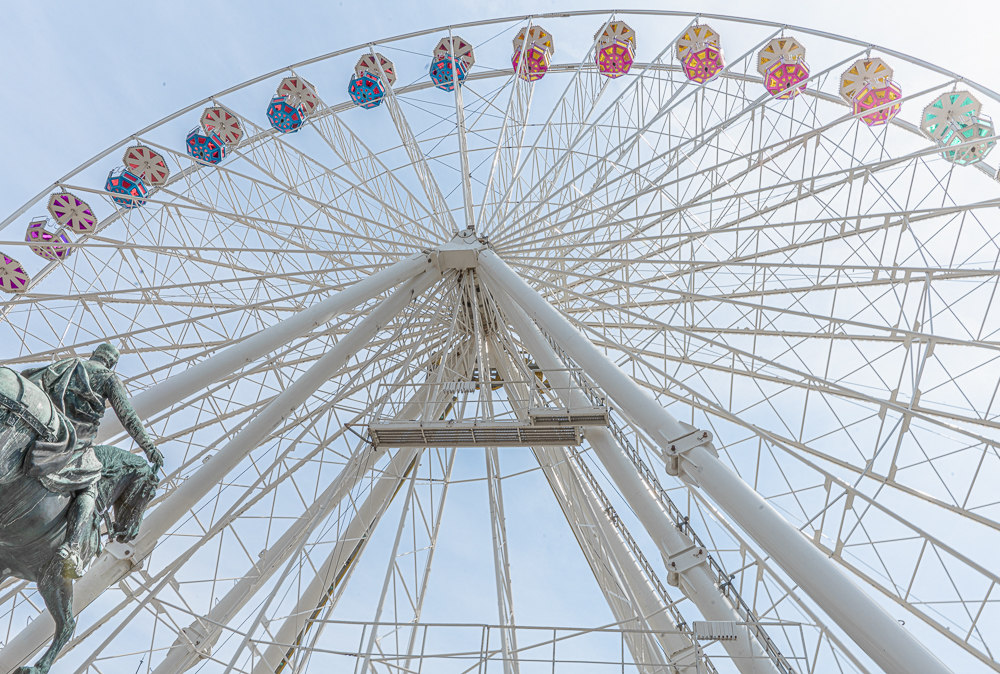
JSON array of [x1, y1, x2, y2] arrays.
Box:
[[108, 460, 158, 543], [18, 557, 75, 674]]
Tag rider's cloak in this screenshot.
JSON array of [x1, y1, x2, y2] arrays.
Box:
[[21, 358, 104, 493]]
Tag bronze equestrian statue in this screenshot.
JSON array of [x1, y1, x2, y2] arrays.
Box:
[[0, 344, 162, 674]]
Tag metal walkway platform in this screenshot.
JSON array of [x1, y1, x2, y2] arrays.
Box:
[[368, 421, 583, 448]]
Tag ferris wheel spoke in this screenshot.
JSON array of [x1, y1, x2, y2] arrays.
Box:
[[497, 196, 1000, 273], [525, 269, 1000, 522], [557, 265, 1000, 344], [515, 260, 1000, 357], [306, 109, 442, 244], [498, 54, 938, 258], [532, 212, 997, 343], [493, 20, 735, 248], [0, 265, 373, 322], [128, 311, 446, 452], [497, 111, 896, 260], [516, 105, 968, 274], [53, 182, 370, 284], [54, 298, 456, 673], [234, 116, 407, 223], [83, 254, 439, 444], [369, 52, 458, 238], [0, 280, 363, 368], [160, 164, 431, 257], [483, 14, 627, 240], [493, 28, 800, 249], [235, 133, 437, 252], [474, 46, 535, 232], [137, 138, 391, 260], [256, 103, 433, 229]]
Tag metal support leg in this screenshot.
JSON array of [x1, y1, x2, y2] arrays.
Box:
[[250, 355, 471, 674], [151, 444, 419, 674], [96, 253, 435, 443], [492, 283, 772, 674], [359, 453, 424, 673], [485, 446, 520, 674], [0, 269, 443, 674], [479, 250, 954, 674], [489, 343, 693, 672], [534, 445, 697, 674]]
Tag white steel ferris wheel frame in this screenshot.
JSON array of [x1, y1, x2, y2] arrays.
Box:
[[1, 9, 999, 674]]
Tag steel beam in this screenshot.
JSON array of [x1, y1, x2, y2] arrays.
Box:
[[479, 250, 954, 674], [96, 253, 435, 443], [248, 350, 472, 674], [0, 269, 442, 673], [495, 286, 775, 674]]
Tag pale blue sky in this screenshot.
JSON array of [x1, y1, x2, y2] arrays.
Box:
[[0, 3, 998, 672], [1, 0, 998, 221]]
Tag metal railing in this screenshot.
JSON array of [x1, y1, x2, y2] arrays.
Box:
[[565, 444, 720, 674]]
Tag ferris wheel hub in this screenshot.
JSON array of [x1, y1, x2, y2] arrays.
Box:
[[433, 229, 484, 270]]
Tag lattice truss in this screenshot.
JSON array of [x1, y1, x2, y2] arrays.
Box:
[[0, 11, 998, 674]]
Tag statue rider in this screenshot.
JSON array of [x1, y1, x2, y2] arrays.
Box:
[[21, 343, 162, 578]]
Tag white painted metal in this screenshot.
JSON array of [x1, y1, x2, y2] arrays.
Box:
[[485, 445, 521, 674], [154, 367, 466, 674], [489, 346, 697, 673], [0, 270, 442, 672], [493, 283, 777, 674], [449, 31, 475, 231], [95, 254, 434, 443], [358, 453, 423, 673], [3, 11, 1000, 674], [534, 445, 695, 673], [372, 48, 459, 237], [479, 250, 954, 674]]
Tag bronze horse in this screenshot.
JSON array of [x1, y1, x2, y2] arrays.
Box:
[[0, 367, 157, 674]]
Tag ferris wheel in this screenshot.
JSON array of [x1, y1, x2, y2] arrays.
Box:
[[1, 9, 999, 674]]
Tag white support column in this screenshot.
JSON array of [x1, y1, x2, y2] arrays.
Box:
[[491, 349, 688, 672], [494, 286, 773, 674], [0, 269, 442, 674], [479, 250, 954, 674], [359, 452, 423, 673], [153, 446, 420, 674], [249, 353, 471, 674], [534, 445, 695, 674], [485, 445, 520, 674], [96, 253, 435, 443]]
